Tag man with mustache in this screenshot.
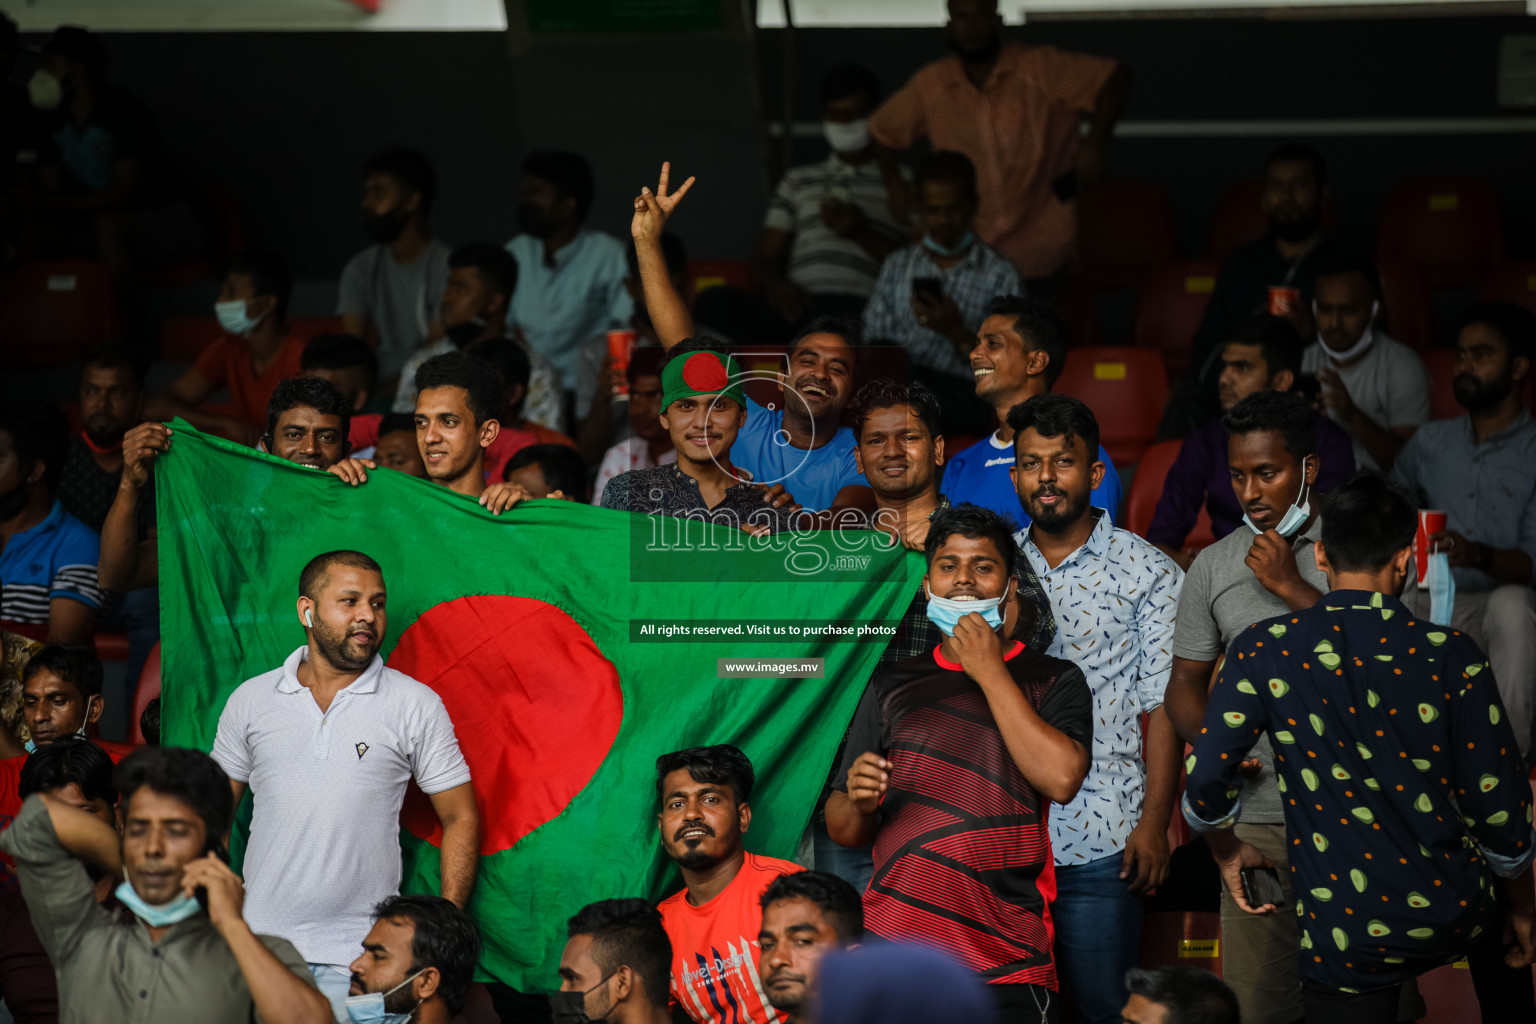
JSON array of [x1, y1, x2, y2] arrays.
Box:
[[211, 550, 479, 1021], [1009, 394, 1183, 1024], [1393, 300, 1536, 759], [656, 745, 803, 1024], [347, 894, 481, 1024], [556, 899, 673, 1024], [1301, 253, 1430, 473], [756, 871, 863, 1024]]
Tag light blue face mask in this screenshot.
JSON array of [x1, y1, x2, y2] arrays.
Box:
[[1426, 549, 1456, 626], [345, 969, 425, 1024], [1243, 456, 1313, 539], [214, 298, 261, 337], [924, 580, 1013, 637], [23, 703, 97, 753], [921, 231, 974, 259], [115, 880, 201, 927]]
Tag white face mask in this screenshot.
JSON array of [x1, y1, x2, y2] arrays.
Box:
[[823, 118, 870, 155], [1244, 455, 1313, 539], [28, 69, 63, 111], [1315, 300, 1380, 363]]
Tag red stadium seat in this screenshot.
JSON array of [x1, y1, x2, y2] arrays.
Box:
[[1133, 261, 1219, 379], [1208, 178, 1337, 264], [96, 633, 130, 662], [160, 316, 225, 362], [1478, 261, 1536, 318], [1125, 439, 1216, 550], [1077, 180, 1177, 290], [1375, 177, 1503, 289], [1377, 259, 1434, 353], [1054, 346, 1168, 467], [0, 260, 120, 368], [129, 642, 162, 745], [689, 260, 752, 295]]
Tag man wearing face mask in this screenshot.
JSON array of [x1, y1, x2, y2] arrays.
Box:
[[338, 147, 454, 387], [868, 0, 1130, 284], [3, 644, 124, 760], [827, 503, 1091, 1020], [754, 64, 909, 328], [506, 150, 634, 394], [1162, 391, 1330, 1024], [0, 745, 333, 1023], [148, 250, 306, 444], [346, 895, 481, 1024], [1300, 254, 1429, 473], [555, 898, 673, 1024], [213, 550, 478, 1021]]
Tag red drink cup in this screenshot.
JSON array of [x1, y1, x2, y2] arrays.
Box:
[[1268, 286, 1301, 317], [1414, 510, 1448, 588], [607, 329, 637, 398]]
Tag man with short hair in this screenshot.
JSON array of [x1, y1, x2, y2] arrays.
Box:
[[1393, 300, 1536, 758], [757, 871, 864, 1023], [0, 402, 101, 644], [1183, 474, 1536, 1022], [942, 295, 1122, 527], [212, 550, 479, 1020], [558, 898, 674, 1024], [1162, 391, 1329, 1024], [12, 643, 105, 755], [504, 444, 588, 502], [1009, 393, 1182, 1024], [0, 738, 121, 1021], [467, 336, 578, 483], [148, 251, 306, 443], [348, 894, 482, 1024], [372, 413, 427, 478], [862, 150, 1022, 436], [591, 348, 676, 507], [1120, 968, 1240, 1024], [508, 150, 634, 391], [868, 0, 1130, 282], [756, 63, 908, 325], [57, 344, 150, 533], [0, 745, 333, 1022], [1149, 316, 1356, 566], [303, 332, 378, 415], [411, 351, 529, 514], [338, 147, 454, 384], [1301, 253, 1430, 472], [656, 745, 804, 1024], [827, 504, 1092, 1018]]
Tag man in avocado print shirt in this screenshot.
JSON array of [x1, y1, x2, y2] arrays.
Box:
[[1182, 475, 1536, 1024]]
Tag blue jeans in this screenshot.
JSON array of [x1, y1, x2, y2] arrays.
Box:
[[99, 586, 159, 698], [1051, 852, 1144, 1024], [811, 815, 873, 894]]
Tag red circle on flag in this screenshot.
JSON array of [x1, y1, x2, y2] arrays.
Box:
[[681, 352, 729, 394], [387, 595, 624, 856]]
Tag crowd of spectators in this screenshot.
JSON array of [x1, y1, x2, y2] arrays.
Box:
[[2, 1, 1536, 1023]]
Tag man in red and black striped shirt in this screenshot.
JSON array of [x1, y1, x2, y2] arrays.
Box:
[[826, 504, 1091, 1021]]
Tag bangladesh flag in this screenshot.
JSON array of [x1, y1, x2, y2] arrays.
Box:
[[155, 423, 918, 990]]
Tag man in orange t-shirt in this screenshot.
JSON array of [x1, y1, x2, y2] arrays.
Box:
[[868, 0, 1130, 282], [146, 251, 306, 443], [655, 745, 803, 1024]]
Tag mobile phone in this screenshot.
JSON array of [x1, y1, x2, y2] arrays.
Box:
[[1051, 170, 1080, 203], [1240, 866, 1286, 909], [912, 277, 943, 303]]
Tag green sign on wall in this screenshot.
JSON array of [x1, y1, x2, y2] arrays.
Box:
[[526, 0, 722, 34]]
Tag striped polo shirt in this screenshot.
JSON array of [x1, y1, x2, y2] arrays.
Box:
[[0, 500, 103, 630], [763, 154, 908, 299]]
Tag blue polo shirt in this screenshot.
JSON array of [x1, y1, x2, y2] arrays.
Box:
[[0, 500, 103, 629], [942, 431, 1122, 533], [732, 396, 863, 512]]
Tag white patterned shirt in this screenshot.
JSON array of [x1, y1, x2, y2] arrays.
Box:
[[1020, 511, 1183, 865]]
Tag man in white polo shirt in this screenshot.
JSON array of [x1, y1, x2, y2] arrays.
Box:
[[212, 549, 480, 1021]]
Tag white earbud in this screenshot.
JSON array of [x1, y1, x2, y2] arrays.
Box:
[[304, 609, 314, 628]]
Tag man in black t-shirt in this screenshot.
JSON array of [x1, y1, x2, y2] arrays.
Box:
[[825, 504, 1091, 1022]]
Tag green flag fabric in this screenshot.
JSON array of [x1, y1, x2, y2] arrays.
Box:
[[155, 423, 918, 990]]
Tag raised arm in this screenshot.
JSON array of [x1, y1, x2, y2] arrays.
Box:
[[631, 162, 697, 350], [99, 422, 168, 592]]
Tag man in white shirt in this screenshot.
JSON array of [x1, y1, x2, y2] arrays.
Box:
[[1010, 393, 1183, 1024], [1301, 254, 1430, 473], [592, 347, 676, 506], [212, 550, 479, 1022]]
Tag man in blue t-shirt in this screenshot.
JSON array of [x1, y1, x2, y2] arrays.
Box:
[[943, 295, 1121, 533]]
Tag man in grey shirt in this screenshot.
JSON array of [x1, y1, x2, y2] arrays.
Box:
[[1164, 392, 1329, 1024], [338, 147, 453, 384], [0, 746, 332, 1024], [1394, 301, 1536, 758]]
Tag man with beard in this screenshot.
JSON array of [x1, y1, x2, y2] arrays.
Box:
[[507, 150, 633, 393], [0, 402, 101, 644], [1010, 394, 1183, 1024], [1393, 301, 1536, 759], [756, 871, 864, 1024], [556, 899, 673, 1024], [412, 351, 531, 514], [212, 550, 478, 1022], [656, 745, 803, 1024], [866, 0, 1130, 284], [347, 895, 481, 1024], [943, 295, 1122, 529], [1301, 254, 1430, 473], [338, 147, 453, 387]]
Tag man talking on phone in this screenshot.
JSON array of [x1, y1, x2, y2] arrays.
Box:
[[1183, 474, 1536, 1024], [0, 745, 334, 1022]]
